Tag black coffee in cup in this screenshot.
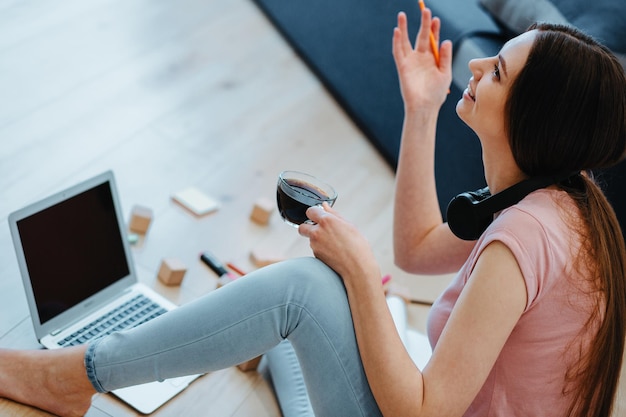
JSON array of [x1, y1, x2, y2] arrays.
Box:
[[276, 171, 337, 227]]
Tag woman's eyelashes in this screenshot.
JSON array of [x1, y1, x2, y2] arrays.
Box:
[[492, 64, 501, 80]]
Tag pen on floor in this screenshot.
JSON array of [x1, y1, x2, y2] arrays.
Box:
[[381, 274, 392, 286], [226, 262, 247, 277], [382, 274, 434, 305]]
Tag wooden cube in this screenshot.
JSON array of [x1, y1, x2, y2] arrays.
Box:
[[129, 205, 153, 234], [250, 197, 274, 225], [237, 355, 262, 372], [157, 258, 187, 286]]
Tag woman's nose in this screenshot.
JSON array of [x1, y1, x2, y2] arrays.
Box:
[[468, 57, 490, 80]]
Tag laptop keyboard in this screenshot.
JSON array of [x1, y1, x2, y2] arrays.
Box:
[[58, 294, 167, 347]]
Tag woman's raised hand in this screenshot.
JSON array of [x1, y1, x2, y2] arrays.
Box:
[[392, 9, 452, 112]]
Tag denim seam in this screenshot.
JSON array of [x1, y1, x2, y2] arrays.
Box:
[[85, 337, 107, 393], [291, 302, 369, 417]]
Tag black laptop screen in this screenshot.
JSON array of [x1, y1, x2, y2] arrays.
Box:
[[16, 181, 130, 324]]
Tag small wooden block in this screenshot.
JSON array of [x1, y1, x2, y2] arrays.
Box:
[[129, 205, 153, 234], [250, 197, 274, 225], [157, 258, 187, 286], [250, 248, 285, 268], [237, 355, 262, 372]]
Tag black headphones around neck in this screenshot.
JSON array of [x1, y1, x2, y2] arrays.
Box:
[[446, 173, 580, 241]]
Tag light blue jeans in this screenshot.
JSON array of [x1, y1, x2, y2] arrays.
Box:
[[262, 340, 315, 416], [85, 257, 382, 417]]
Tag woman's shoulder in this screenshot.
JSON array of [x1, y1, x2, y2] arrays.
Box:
[[494, 188, 576, 239], [480, 188, 581, 301]]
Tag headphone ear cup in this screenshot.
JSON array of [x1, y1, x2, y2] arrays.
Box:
[[446, 189, 494, 241]]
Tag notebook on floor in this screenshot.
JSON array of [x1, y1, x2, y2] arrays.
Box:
[[8, 170, 200, 414]]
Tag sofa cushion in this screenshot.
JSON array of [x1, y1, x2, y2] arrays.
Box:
[[480, 0, 569, 35], [549, 0, 626, 54], [480, 0, 626, 54]]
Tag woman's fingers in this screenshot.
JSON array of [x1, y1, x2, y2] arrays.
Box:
[[432, 16, 441, 47], [440, 39, 453, 70], [416, 7, 433, 54], [392, 12, 411, 60]]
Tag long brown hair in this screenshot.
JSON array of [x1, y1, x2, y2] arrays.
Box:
[[505, 23, 626, 416]]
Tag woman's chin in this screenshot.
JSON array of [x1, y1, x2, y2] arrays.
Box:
[[455, 100, 471, 128]]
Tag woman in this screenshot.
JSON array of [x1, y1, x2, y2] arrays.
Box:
[[1, 7, 625, 417], [391, 9, 626, 417]]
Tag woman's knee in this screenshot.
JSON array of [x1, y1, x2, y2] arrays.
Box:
[[269, 257, 344, 299], [250, 257, 348, 318]]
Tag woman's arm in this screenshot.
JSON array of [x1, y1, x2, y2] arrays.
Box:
[[301, 204, 527, 416], [392, 10, 475, 275]]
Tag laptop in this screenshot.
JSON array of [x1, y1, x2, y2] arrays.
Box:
[[8, 170, 200, 414]]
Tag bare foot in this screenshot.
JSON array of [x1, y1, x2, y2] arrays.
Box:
[[0, 346, 96, 417]]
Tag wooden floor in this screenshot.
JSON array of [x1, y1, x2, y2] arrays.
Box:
[[0, 0, 443, 415], [1, 0, 624, 416]]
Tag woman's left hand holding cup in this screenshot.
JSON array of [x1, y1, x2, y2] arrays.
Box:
[[299, 203, 381, 289]]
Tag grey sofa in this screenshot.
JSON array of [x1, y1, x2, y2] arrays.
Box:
[[433, 0, 626, 90], [252, 0, 626, 238]]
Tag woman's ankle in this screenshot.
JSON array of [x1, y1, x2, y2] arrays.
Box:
[[0, 347, 95, 416]]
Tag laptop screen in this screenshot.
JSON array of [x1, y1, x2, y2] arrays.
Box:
[[16, 181, 130, 324]]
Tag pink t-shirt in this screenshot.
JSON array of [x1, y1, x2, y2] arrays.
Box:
[[428, 189, 599, 416]]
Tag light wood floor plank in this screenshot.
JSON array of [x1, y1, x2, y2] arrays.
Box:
[[3, 0, 620, 415], [0, 0, 423, 415]]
